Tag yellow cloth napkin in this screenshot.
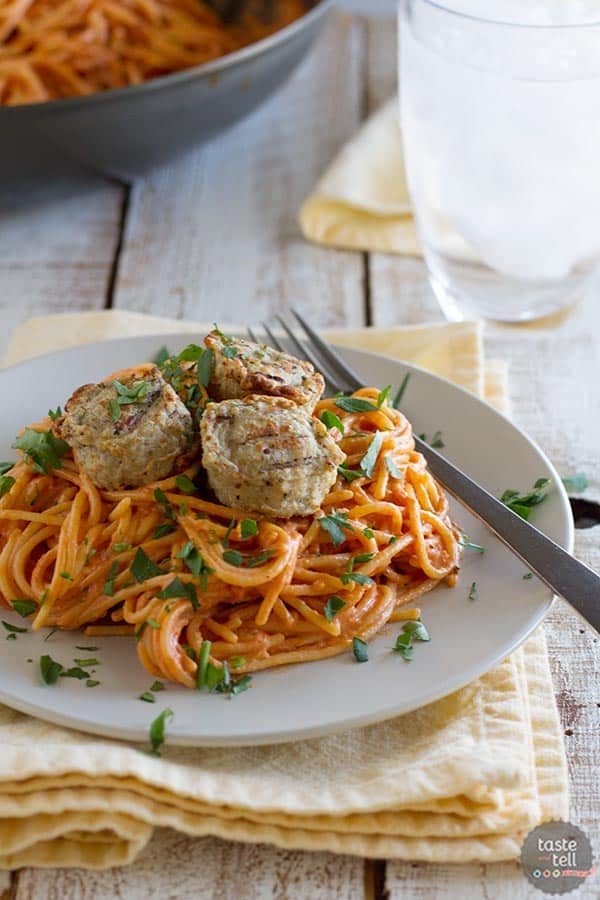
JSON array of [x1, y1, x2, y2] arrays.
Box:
[[0, 312, 568, 870], [299, 98, 421, 255]]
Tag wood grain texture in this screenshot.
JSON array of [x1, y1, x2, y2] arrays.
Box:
[[14, 830, 366, 900], [0, 178, 124, 361], [110, 15, 367, 329], [365, 15, 600, 900], [5, 7, 600, 900], [10, 13, 373, 900], [0, 870, 11, 900], [365, 17, 441, 327]]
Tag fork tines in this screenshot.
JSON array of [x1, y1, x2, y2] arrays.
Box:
[[247, 308, 363, 396]]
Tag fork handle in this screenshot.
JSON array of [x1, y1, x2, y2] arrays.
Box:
[[415, 436, 600, 633]]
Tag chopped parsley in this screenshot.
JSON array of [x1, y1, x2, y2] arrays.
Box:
[[393, 373, 411, 409], [153, 346, 170, 366], [213, 324, 234, 344], [523, 572, 534, 580], [40, 654, 63, 685], [324, 596, 346, 622], [360, 432, 384, 478], [177, 542, 213, 588], [146, 618, 160, 630], [221, 519, 236, 548], [562, 473, 588, 494], [103, 560, 120, 597], [351, 552, 375, 565], [156, 577, 198, 611], [363, 527, 375, 540], [48, 406, 62, 421], [154, 523, 176, 539], [112, 542, 131, 553], [175, 475, 197, 494], [196, 640, 212, 690], [229, 675, 252, 696], [377, 385, 391, 407], [245, 549, 274, 568], [320, 410, 344, 434], [0, 475, 15, 498], [338, 465, 363, 483], [468, 581, 478, 602], [61, 666, 91, 680], [222, 547, 273, 569], [335, 396, 379, 414], [222, 549, 243, 567], [13, 428, 69, 474], [197, 348, 214, 387], [500, 478, 552, 521], [2, 620, 27, 634], [86, 679, 100, 688], [319, 512, 355, 547], [176, 344, 205, 363], [151, 681, 165, 692], [113, 379, 150, 404], [130, 548, 163, 583], [148, 708, 174, 756], [11, 599, 38, 618], [459, 538, 486, 554], [240, 519, 258, 540], [393, 620, 430, 662], [139, 691, 156, 703], [206, 660, 228, 691], [418, 430, 445, 449], [109, 379, 151, 421], [352, 637, 368, 663], [341, 572, 375, 587], [59, 571, 73, 581], [154, 487, 176, 521]]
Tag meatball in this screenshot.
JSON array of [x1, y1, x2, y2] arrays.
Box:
[[201, 395, 345, 517], [204, 330, 324, 411], [55, 363, 195, 490]]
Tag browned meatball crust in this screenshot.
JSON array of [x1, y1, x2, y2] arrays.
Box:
[[200, 395, 344, 517], [204, 330, 324, 411], [55, 363, 195, 490]]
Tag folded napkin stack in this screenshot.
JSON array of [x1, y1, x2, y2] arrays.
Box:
[[0, 311, 568, 870]]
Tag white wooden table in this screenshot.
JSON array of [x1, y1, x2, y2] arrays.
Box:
[[1, 7, 599, 899]]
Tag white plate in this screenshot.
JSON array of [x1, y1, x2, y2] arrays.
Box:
[[0, 335, 572, 746]]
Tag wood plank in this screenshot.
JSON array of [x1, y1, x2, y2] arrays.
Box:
[[366, 14, 600, 900], [111, 14, 367, 329], [366, 17, 442, 327], [0, 871, 12, 900], [14, 830, 366, 900], [0, 177, 124, 362], [13, 14, 372, 900]]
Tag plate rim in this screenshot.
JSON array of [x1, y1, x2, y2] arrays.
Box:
[[0, 334, 574, 745]]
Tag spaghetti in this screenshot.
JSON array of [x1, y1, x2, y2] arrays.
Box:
[[0, 0, 309, 106], [0, 387, 460, 687]]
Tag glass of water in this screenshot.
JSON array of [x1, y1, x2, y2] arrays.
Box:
[[399, 1, 600, 322]]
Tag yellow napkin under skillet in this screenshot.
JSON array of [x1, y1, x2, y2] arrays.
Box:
[[0, 312, 568, 870], [299, 98, 421, 255]]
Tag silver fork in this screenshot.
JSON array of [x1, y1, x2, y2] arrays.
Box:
[[248, 309, 600, 633]]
